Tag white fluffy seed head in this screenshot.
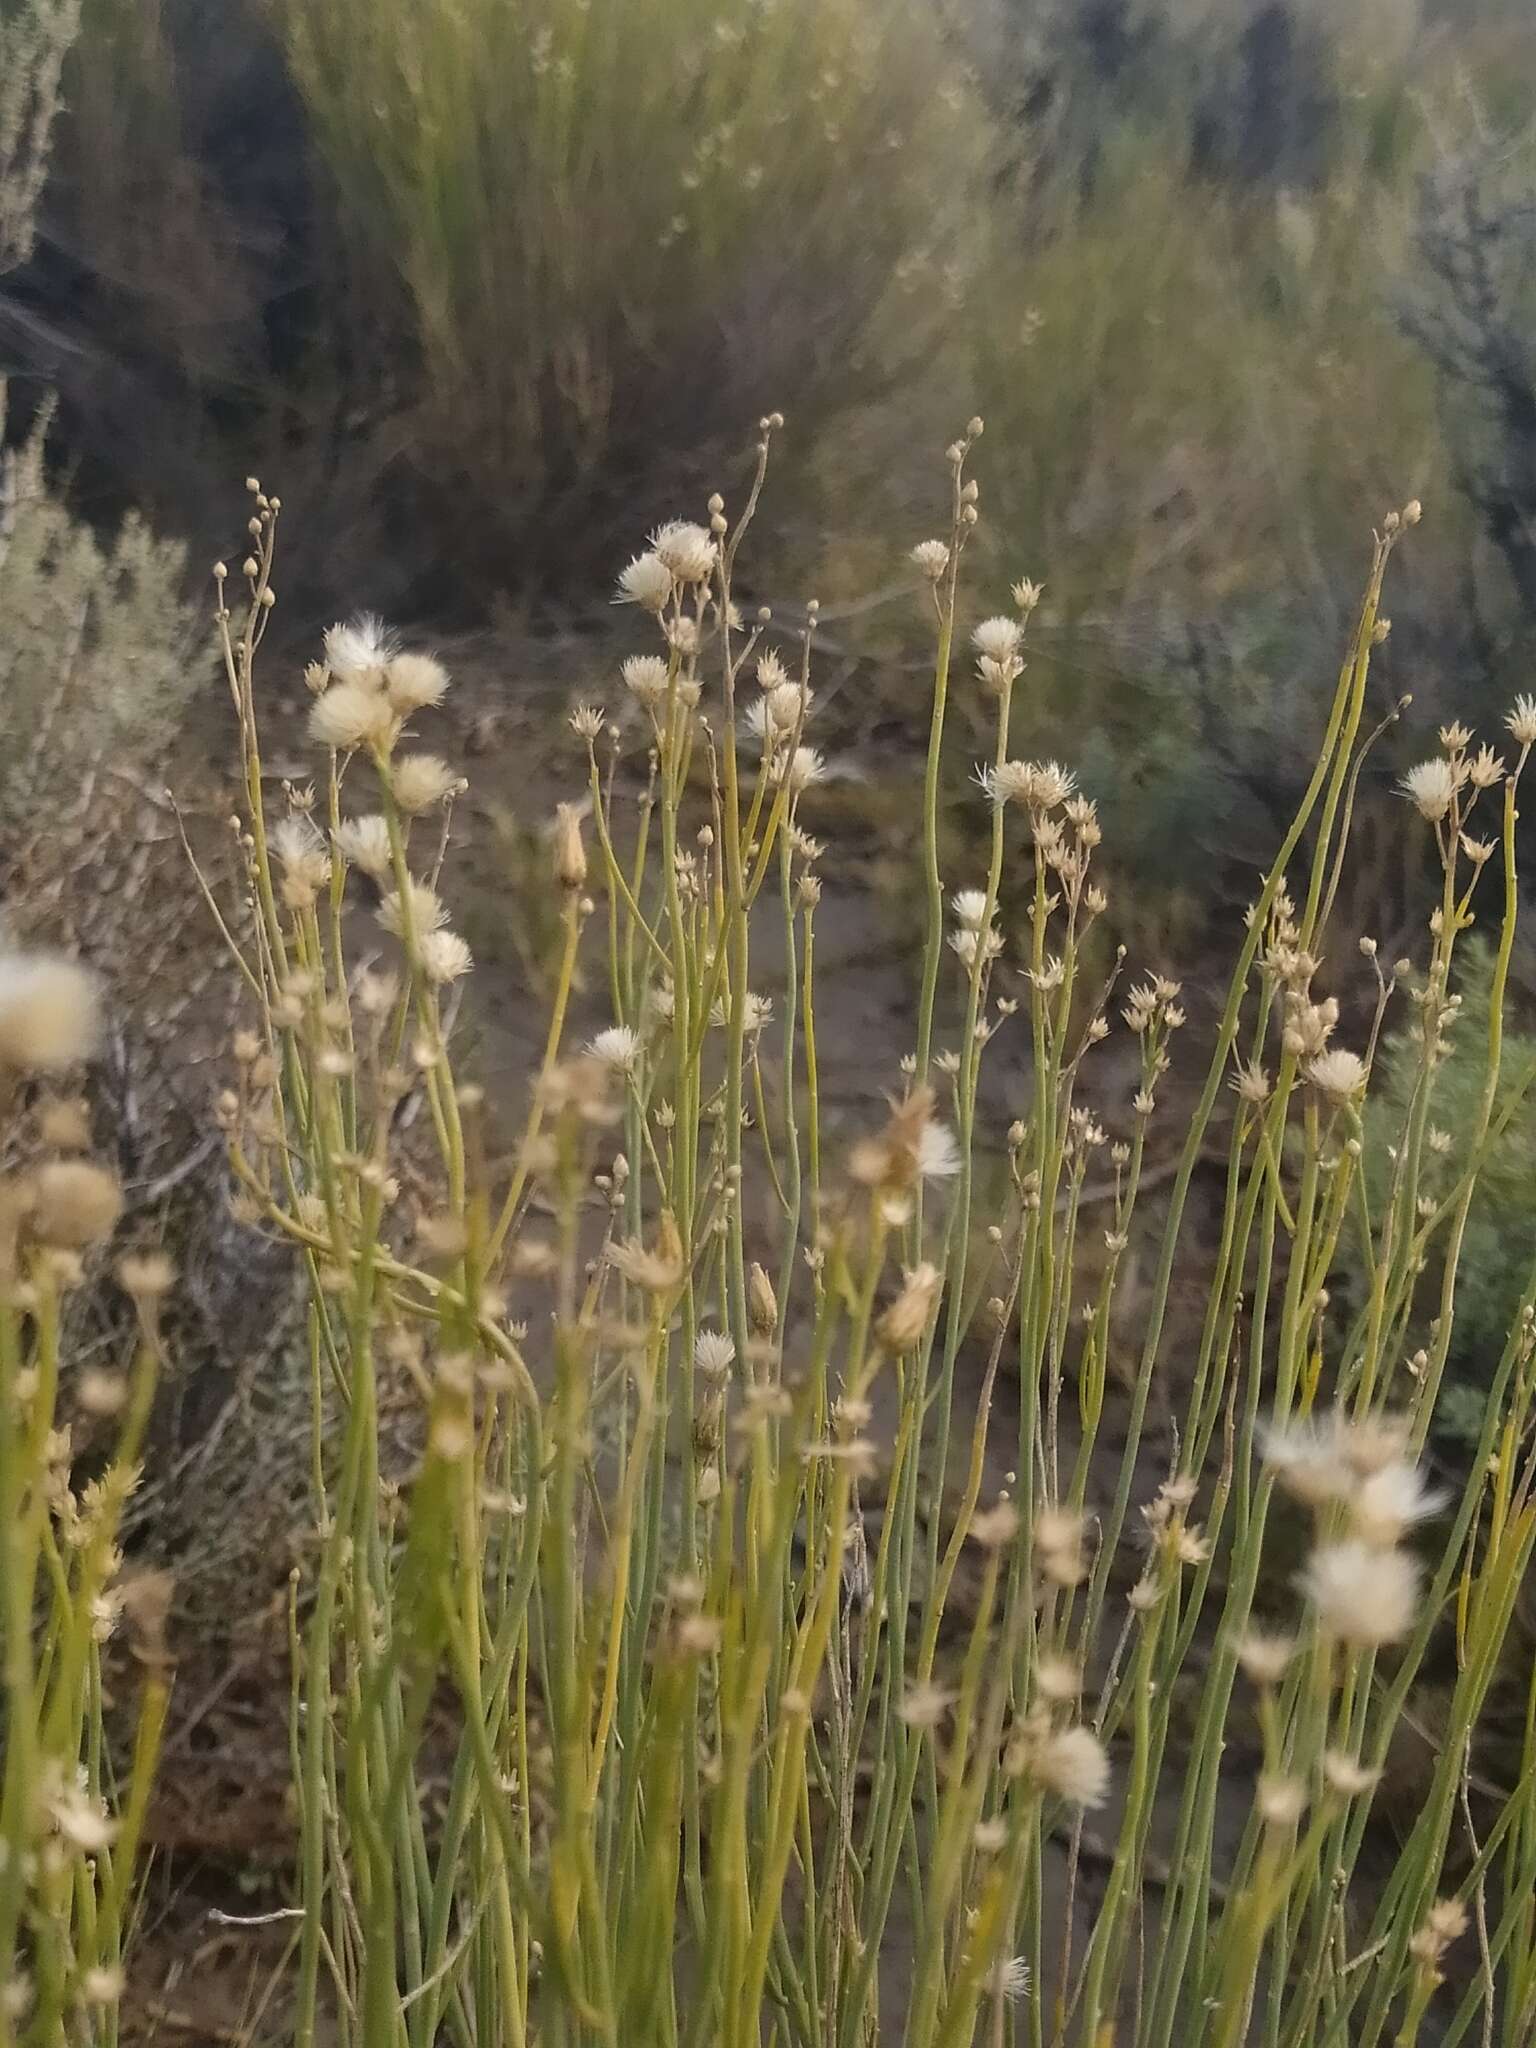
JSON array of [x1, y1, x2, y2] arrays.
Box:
[[972, 616, 1022, 662], [270, 817, 332, 891], [1301, 1540, 1420, 1646], [616, 551, 674, 612], [767, 682, 806, 732], [334, 814, 394, 878], [917, 1120, 961, 1181], [650, 521, 717, 584], [0, 954, 100, 1071], [323, 615, 394, 682], [741, 698, 777, 748], [377, 880, 446, 939], [385, 651, 450, 714], [994, 1957, 1031, 2004], [693, 1328, 736, 1380], [951, 889, 992, 929], [1257, 1776, 1307, 1827], [390, 753, 459, 813], [911, 539, 951, 581], [1307, 1048, 1367, 1101], [1349, 1462, 1445, 1547], [784, 746, 825, 793], [417, 931, 473, 984], [1236, 1632, 1296, 1686], [1505, 694, 1536, 747], [586, 1025, 642, 1074], [1033, 1726, 1110, 1808], [310, 683, 393, 751], [622, 654, 672, 708]]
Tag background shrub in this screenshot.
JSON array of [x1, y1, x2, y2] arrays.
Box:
[[0, 385, 207, 839], [281, 0, 990, 579]]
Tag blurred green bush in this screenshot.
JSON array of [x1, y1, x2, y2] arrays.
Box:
[[280, 0, 990, 576]]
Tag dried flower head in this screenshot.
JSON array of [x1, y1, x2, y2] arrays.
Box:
[[1409, 1898, 1468, 1971], [1504, 695, 1536, 747], [748, 1262, 778, 1335], [978, 759, 1077, 811], [0, 954, 100, 1071], [271, 816, 331, 892], [1260, 1418, 1352, 1506], [969, 1500, 1021, 1549], [1466, 743, 1504, 789], [878, 1261, 942, 1351], [50, 1787, 117, 1852], [1231, 1060, 1272, 1105], [80, 1967, 124, 2006], [553, 802, 587, 889], [608, 1220, 685, 1293], [911, 539, 950, 581], [1034, 1655, 1081, 1703], [37, 1098, 92, 1151], [1399, 759, 1457, 823], [917, 1120, 961, 1181]]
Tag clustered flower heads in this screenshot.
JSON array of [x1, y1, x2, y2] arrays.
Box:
[[976, 758, 1077, 811], [308, 620, 452, 754], [847, 1087, 960, 1197], [1261, 1410, 1440, 1648], [176, 471, 1532, 2048]]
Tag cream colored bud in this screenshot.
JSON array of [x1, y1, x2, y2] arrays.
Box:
[[553, 803, 587, 889]]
